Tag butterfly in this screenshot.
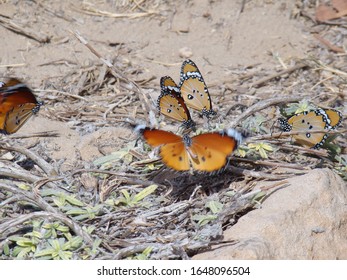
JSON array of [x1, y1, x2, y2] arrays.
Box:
[[135, 124, 243, 172], [179, 59, 216, 118], [157, 76, 196, 129], [278, 108, 342, 149], [0, 78, 42, 134]]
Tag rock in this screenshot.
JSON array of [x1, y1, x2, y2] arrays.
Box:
[[77, 127, 133, 162], [179, 47, 193, 59], [193, 169, 347, 259]]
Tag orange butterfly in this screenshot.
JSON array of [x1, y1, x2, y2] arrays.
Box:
[[135, 124, 243, 172], [179, 59, 216, 118], [279, 108, 342, 149], [157, 76, 196, 129], [0, 78, 42, 134]]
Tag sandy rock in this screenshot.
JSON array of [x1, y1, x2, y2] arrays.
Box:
[[179, 47, 193, 59], [193, 169, 347, 259], [77, 127, 133, 162]]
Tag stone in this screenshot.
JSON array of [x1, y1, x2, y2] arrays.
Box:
[[193, 169, 347, 259]]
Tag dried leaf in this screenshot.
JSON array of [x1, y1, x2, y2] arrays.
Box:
[[315, 3, 347, 21], [332, 0, 347, 12], [315, 4, 338, 21], [313, 34, 345, 53]]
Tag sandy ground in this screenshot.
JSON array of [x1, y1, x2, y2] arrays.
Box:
[[1, 0, 314, 164]]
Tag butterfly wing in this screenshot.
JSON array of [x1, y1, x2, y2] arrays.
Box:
[[179, 59, 216, 118], [137, 126, 243, 172], [0, 78, 41, 134], [136, 126, 190, 170], [2, 103, 40, 134], [158, 76, 195, 129], [283, 110, 330, 149], [187, 130, 241, 172], [0, 78, 38, 104], [323, 109, 342, 128]]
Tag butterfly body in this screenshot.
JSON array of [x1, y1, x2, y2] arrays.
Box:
[[279, 108, 342, 149], [0, 78, 42, 134], [136, 125, 243, 172]]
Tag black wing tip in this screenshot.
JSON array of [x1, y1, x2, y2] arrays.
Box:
[[160, 76, 170, 87], [202, 108, 217, 119], [32, 101, 43, 114], [278, 117, 292, 132], [134, 124, 152, 135], [182, 59, 196, 65]]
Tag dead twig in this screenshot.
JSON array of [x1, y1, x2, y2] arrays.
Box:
[[231, 157, 310, 170], [0, 144, 58, 176], [250, 63, 308, 88], [0, 15, 50, 43], [227, 95, 303, 127], [8, 130, 60, 139], [262, 139, 329, 157], [313, 59, 347, 78], [0, 167, 45, 185], [79, 4, 159, 19], [0, 183, 59, 214], [313, 33, 345, 53], [70, 30, 155, 125], [228, 166, 295, 180], [0, 63, 26, 68]]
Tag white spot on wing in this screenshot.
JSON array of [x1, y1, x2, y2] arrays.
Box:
[[134, 124, 146, 134], [226, 128, 243, 145]]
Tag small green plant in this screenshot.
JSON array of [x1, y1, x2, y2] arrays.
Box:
[[40, 189, 85, 208], [42, 222, 70, 239], [34, 237, 82, 260], [114, 184, 158, 207], [279, 100, 315, 117], [248, 142, 273, 159], [127, 247, 153, 260], [205, 200, 223, 214], [7, 220, 44, 259], [335, 156, 347, 181], [10, 234, 41, 259], [192, 214, 218, 226], [81, 238, 102, 260], [4, 220, 87, 259], [64, 205, 103, 221], [242, 113, 268, 134]]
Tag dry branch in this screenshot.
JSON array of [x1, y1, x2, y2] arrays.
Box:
[[0, 15, 50, 43], [227, 95, 303, 127], [250, 63, 308, 88], [0, 144, 58, 176], [70, 30, 155, 124]]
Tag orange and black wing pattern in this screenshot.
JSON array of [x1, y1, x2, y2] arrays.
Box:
[[179, 60, 216, 118], [0, 78, 42, 134], [279, 108, 342, 149], [136, 125, 243, 172], [157, 76, 195, 130], [135, 125, 190, 170], [187, 130, 240, 172]]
